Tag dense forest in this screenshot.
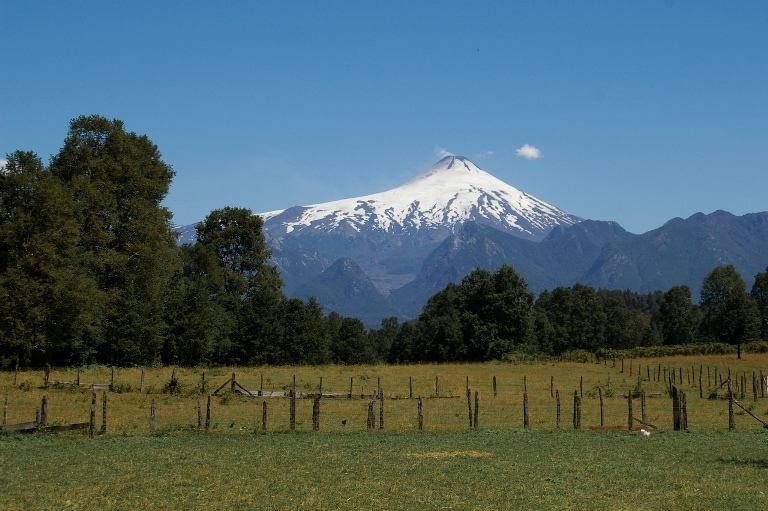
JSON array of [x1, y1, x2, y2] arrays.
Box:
[[2, 116, 767, 368]]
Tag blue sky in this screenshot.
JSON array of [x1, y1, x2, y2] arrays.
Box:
[[2, 1, 766, 234]]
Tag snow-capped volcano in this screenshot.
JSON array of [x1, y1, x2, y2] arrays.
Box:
[[261, 156, 579, 241]]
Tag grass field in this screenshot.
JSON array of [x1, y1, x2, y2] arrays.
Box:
[[1, 429, 767, 510], [1, 355, 768, 509]]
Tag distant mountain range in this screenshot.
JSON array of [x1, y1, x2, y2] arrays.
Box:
[[177, 157, 768, 327]]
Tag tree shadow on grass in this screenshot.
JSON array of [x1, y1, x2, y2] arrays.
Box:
[[716, 457, 768, 469]]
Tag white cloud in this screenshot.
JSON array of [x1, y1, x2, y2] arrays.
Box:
[[515, 144, 542, 160], [435, 147, 454, 158], [476, 151, 494, 159]]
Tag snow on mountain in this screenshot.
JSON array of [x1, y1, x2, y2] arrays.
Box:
[[260, 156, 580, 241]]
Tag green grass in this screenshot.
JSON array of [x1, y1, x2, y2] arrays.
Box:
[[1, 429, 767, 510]]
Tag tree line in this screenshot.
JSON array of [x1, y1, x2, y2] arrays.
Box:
[[2, 116, 767, 368]]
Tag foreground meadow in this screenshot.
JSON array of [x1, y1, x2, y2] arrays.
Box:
[[1, 355, 768, 509], [1, 429, 767, 510]]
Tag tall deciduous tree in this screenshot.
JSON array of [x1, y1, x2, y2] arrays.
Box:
[[0, 151, 100, 367], [751, 267, 768, 340], [187, 207, 284, 365], [653, 285, 699, 345], [699, 265, 760, 355], [50, 116, 179, 365]]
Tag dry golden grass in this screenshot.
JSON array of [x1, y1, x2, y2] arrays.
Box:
[[2, 353, 768, 436]]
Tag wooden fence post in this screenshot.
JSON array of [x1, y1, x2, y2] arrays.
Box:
[[598, 387, 604, 427], [417, 397, 423, 430], [89, 392, 96, 438], [312, 397, 320, 431], [556, 390, 561, 429], [349, 377, 354, 399], [198, 372, 204, 395], [100, 391, 107, 435], [550, 376, 554, 398], [473, 391, 479, 429], [728, 379, 735, 431], [523, 389, 529, 429], [409, 376, 413, 399], [573, 391, 581, 430], [40, 395, 48, 428], [379, 388, 385, 430], [290, 382, 297, 431], [641, 391, 647, 426], [466, 386, 473, 428], [579, 376, 583, 398], [14, 358, 19, 386], [319, 377, 323, 398], [367, 399, 375, 430], [753, 372, 758, 402], [149, 398, 156, 434], [205, 395, 211, 431], [627, 390, 633, 432], [259, 373, 264, 397], [493, 376, 497, 397], [258, 399, 266, 431], [197, 396, 202, 430], [435, 376, 440, 397], [2, 391, 7, 427]]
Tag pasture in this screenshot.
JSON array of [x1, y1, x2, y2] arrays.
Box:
[[1, 355, 768, 509]]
